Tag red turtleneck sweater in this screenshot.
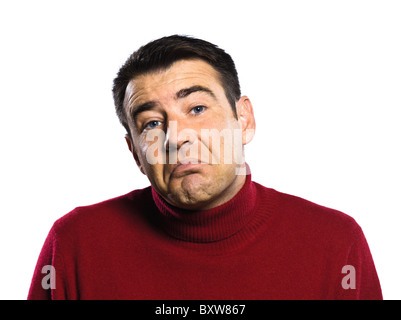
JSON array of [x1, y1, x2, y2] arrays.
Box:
[[28, 174, 382, 299]]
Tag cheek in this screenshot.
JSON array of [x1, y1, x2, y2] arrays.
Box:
[[199, 118, 242, 164], [133, 136, 169, 187], [135, 130, 167, 166]]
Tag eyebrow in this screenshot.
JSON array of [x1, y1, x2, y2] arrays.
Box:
[[130, 85, 217, 122], [175, 85, 217, 100], [130, 101, 158, 123]]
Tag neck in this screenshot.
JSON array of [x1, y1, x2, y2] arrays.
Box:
[[151, 172, 257, 243]]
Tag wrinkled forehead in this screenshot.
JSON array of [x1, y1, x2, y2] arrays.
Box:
[[123, 59, 225, 112]]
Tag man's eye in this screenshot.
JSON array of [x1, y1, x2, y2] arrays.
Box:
[[144, 120, 162, 130], [191, 105, 206, 115]]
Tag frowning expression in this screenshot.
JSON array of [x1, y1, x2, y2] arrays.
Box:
[[124, 59, 255, 210]]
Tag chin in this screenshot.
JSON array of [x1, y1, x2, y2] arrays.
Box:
[[167, 175, 217, 209], [168, 195, 211, 210]]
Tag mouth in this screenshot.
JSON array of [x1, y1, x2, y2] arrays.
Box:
[[170, 160, 208, 178]]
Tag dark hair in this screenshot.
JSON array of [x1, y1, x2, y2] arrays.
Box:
[[112, 35, 241, 134]]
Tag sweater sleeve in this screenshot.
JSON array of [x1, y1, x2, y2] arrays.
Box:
[[336, 226, 383, 300], [27, 222, 69, 300]]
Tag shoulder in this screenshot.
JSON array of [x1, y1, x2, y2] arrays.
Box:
[[278, 189, 355, 224], [52, 186, 153, 239], [253, 181, 362, 246]]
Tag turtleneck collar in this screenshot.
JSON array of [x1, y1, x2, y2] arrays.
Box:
[[151, 172, 257, 243]]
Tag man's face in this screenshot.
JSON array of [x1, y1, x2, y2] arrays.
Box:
[[124, 59, 255, 210]]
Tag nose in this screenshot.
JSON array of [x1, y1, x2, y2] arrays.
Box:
[[164, 120, 190, 151]]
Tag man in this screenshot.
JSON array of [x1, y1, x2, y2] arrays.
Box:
[[28, 35, 382, 299]]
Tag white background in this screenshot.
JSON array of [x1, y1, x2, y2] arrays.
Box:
[[0, 0, 400, 300]]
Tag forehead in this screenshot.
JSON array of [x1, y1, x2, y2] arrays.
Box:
[[124, 59, 224, 108]]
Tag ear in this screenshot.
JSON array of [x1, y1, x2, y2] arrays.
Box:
[[236, 96, 256, 145], [125, 134, 145, 175]]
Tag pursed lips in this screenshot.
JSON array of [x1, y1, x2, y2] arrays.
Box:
[[169, 159, 208, 178]]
